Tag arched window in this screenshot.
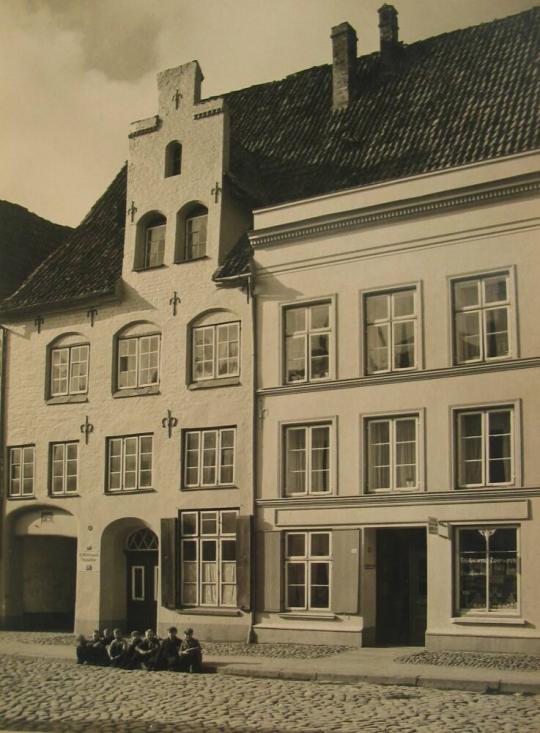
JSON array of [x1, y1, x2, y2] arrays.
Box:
[[175, 203, 208, 262], [135, 212, 166, 270], [189, 310, 240, 384], [165, 141, 182, 177], [47, 332, 90, 400], [115, 322, 161, 391]]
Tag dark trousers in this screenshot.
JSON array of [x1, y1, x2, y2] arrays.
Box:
[[178, 650, 202, 673]]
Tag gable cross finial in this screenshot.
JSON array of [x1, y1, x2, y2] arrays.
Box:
[[127, 200, 137, 223]]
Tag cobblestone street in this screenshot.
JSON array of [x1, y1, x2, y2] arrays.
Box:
[[1, 654, 539, 733]]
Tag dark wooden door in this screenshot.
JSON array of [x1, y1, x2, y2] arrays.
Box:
[[126, 550, 158, 632]]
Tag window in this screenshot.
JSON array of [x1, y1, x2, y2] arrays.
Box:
[[165, 141, 182, 177], [118, 334, 160, 389], [364, 288, 416, 374], [456, 527, 518, 614], [183, 428, 235, 488], [181, 509, 238, 607], [185, 209, 207, 260], [50, 442, 78, 495], [452, 273, 510, 364], [192, 322, 240, 381], [284, 301, 331, 383], [8, 446, 35, 497], [456, 407, 513, 488], [107, 435, 153, 492], [283, 424, 331, 496], [50, 344, 89, 396], [144, 222, 166, 268], [366, 415, 418, 492], [285, 531, 331, 610]]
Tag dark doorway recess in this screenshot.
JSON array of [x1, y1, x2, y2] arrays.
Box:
[[125, 528, 158, 632], [376, 527, 427, 645]]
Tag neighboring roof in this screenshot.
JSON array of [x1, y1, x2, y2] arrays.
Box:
[[213, 234, 251, 281], [0, 201, 71, 301], [224, 7, 539, 206], [1, 165, 126, 315]]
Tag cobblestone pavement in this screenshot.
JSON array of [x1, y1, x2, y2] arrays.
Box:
[[397, 650, 540, 672], [0, 654, 539, 733]]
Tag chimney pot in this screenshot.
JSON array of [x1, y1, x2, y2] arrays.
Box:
[[378, 4, 399, 65], [331, 22, 357, 110]]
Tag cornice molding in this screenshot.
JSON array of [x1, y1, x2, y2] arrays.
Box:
[[193, 107, 224, 120], [256, 487, 540, 510], [128, 115, 161, 139], [257, 357, 540, 397], [249, 175, 540, 249]]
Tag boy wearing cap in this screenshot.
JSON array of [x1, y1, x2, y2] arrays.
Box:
[[178, 627, 203, 673], [160, 626, 182, 670]]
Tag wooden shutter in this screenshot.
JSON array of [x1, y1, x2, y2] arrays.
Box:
[[236, 515, 252, 610], [160, 518, 179, 609], [255, 530, 283, 612], [332, 528, 361, 614]]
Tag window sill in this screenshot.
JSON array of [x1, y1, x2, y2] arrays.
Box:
[[284, 377, 334, 387], [49, 493, 80, 499], [182, 484, 238, 492], [451, 616, 525, 626], [189, 377, 241, 390], [105, 488, 156, 496], [174, 608, 242, 617], [455, 484, 516, 491], [112, 386, 160, 398], [283, 492, 334, 499], [47, 394, 88, 405], [132, 264, 167, 272], [6, 495, 35, 501], [279, 612, 337, 621], [174, 256, 210, 265]]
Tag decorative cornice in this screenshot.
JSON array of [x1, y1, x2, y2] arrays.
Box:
[[256, 487, 540, 510], [128, 115, 161, 139], [193, 107, 224, 120], [250, 176, 540, 248], [257, 357, 540, 397]]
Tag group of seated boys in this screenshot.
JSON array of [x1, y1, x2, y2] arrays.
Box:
[[76, 626, 203, 672]]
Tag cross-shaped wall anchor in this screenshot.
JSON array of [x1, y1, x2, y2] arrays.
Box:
[[169, 291, 181, 316], [86, 308, 98, 327], [211, 181, 222, 204], [173, 89, 182, 109], [80, 416, 94, 445], [127, 200, 138, 223], [161, 409, 178, 439], [34, 316, 44, 334]]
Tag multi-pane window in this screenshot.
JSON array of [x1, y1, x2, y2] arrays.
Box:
[[365, 289, 416, 374], [186, 213, 207, 260], [285, 531, 331, 610], [284, 424, 331, 496], [8, 446, 35, 497], [181, 509, 238, 607], [50, 442, 78, 495], [284, 302, 331, 383], [367, 416, 418, 492], [456, 527, 518, 614], [118, 335, 160, 389], [184, 428, 235, 488], [107, 435, 153, 492], [192, 322, 240, 381], [453, 273, 510, 364], [457, 408, 513, 487], [50, 344, 89, 396], [144, 224, 166, 268]]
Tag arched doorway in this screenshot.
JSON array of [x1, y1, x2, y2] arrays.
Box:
[[125, 528, 159, 632]]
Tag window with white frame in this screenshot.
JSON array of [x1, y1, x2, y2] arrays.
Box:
[[365, 288, 417, 374], [452, 273, 511, 364], [144, 222, 166, 269], [118, 334, 160, 389], [107, 435, 153, 492], [284, 301, 331, 383], [283, 423, 331, 496], [185, 210, 207, 260], [456, 527, 518, 614], [50, 344, 89, 396], [366, 415, 418, 492], [184, 427, 235, 488], [456, 407, 513, 488], [285, 531, 331, 610], [181, 509, 238, 607], [50, 442, 78, 495], [8, 445, 35, 497], [192, 322, 240, 381]]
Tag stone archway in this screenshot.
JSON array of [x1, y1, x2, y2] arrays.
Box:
[[9, 506, 77, 630]]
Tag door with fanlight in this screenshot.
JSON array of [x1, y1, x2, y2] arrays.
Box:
[[125, 528, 159, 632]]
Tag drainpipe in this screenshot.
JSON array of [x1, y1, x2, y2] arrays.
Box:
[[0, 328, 6, 625], [247, 270, 257, 644]]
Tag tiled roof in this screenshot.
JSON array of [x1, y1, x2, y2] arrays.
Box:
[[213, 234, 251, 281], [1, 165, 127, 314], [224, 7, 539, 205], [2, 8, 538, 313]]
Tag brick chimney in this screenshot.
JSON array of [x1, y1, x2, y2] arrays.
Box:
[[331, 22, 357, 110], [378, 4, 399, 66]]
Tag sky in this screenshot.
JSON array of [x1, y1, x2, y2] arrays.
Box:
[[0, 0, 533, 227]]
